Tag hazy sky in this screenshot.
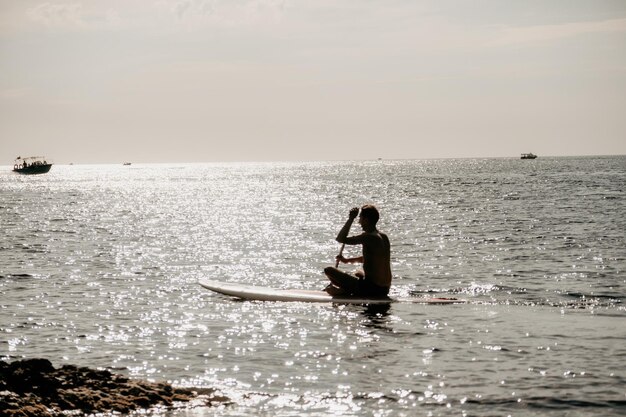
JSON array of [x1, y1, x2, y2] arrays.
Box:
[[1, 1, 625, 163]]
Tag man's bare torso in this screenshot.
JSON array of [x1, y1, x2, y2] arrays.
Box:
[[361, 231, 392, 288]]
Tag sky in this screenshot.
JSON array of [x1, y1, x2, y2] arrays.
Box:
[[1, 0, 625, 164]]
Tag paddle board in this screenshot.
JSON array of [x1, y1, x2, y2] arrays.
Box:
[[199, 279, 465, 304]]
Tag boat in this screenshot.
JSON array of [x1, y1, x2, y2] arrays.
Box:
[[521, 153, 537, 159], [123, 162, 132, 166], [13, 156, 53, 174]]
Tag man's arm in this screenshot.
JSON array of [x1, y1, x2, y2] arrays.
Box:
[[336, 255, 364, 264], [336, 207, 359, 243]]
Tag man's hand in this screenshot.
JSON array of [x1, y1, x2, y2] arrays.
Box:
[[349, 207, 359, 220], [335, 255, 347, 264]]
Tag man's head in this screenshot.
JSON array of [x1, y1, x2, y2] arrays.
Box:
[[359, 205, 379, 227]]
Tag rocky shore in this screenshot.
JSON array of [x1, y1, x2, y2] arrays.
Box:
[[0, 358, 229, 417]]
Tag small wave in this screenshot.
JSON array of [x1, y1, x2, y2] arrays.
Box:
[[471, 296, 623, 309], [406, 281, 624, 309], [409, 283, 501, 296], [464, 395, 626, 410], [17, 244, 48, 254], [553, 298, 623, 309], [562, 291, 620, 300], [51, 229, 77, 234], [2, 273, 34, 279]]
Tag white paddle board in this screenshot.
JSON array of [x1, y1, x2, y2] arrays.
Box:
[[199, 279, 465, 304]]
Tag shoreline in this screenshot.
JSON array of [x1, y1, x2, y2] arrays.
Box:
[[0, 358, 229, 416]]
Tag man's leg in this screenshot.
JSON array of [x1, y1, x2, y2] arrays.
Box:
[[323, 267, 360, 295]]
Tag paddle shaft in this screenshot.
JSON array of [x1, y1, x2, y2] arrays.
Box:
[[335, 243, 345, 268]]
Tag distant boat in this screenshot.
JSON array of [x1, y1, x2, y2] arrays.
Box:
[[521, 153, 537, 159], [123, 162, 132, 166], [13, 156, 53, 175]]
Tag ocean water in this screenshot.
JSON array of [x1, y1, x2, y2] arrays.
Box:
[[1, 156, 625, 416]]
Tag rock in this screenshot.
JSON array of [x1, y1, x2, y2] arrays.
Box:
[[0, 358, 229, 416], [2, 358, 59, 397]]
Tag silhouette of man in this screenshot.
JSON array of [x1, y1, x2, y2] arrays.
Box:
[[324, 205, 392, 297]]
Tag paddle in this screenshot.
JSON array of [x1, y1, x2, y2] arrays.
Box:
[[335, 243, 345, 268]]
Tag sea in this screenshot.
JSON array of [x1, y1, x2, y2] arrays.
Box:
[[1, 156, 625, 417]]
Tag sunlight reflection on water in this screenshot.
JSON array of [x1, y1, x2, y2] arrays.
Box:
[[1, 158, 625, 416]]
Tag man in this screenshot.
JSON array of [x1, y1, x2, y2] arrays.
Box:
[[324, 205, 392, 297]]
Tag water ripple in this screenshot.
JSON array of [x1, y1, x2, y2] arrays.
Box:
[[1, 157, 625, 416]]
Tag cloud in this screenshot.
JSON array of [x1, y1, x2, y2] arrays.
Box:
[[26, 2, 86, 27], [488, 17, 626, 47], [22, 2, 127, 32], [0, 88, 30, 100], [155, 0, 287, 28], [169, 0, 214, 20]]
